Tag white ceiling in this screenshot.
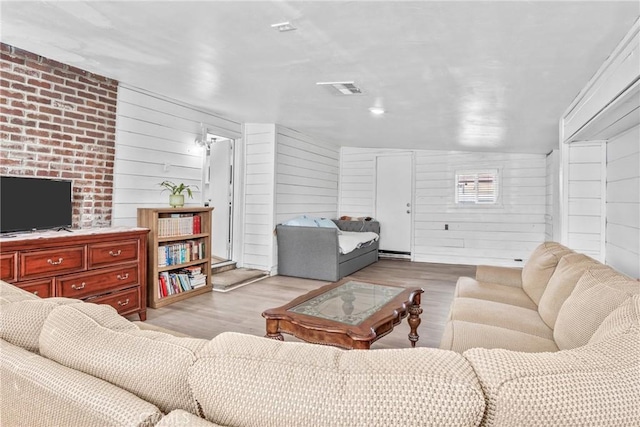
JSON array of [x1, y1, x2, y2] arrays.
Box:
[[1, 1, 638, 154]]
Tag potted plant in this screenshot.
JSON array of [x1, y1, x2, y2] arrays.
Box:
[[159, 181, 198, 208]]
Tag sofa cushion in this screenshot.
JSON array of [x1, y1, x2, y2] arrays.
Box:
[[537, 253, 603, 328], [157, 410, 222, 427], [39, 303, 208, 415], [464, 326, 640, 427], [448, 298, 553, 340], [521, 242, 573, 305], [475, 265, 523, 288], [0, 297, 79, 353], [589, 294, 639, 345], [440, 320, 558, 353], [190, 332, 485, 427], [1, 339, 163, 427], [455, 276, 537, 310], [554, 267, 639, 350]]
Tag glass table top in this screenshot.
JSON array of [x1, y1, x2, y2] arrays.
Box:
[[288, 280, 405, 325]]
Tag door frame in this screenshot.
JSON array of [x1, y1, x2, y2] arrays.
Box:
[[200, 124, 244, 265], [373, 152, 415, 260]]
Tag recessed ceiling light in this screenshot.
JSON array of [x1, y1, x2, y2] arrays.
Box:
[[369, 107, 385, 115], [271, 21, 296, 32]]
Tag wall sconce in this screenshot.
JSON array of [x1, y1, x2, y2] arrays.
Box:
[[194, 136, 217, 153]]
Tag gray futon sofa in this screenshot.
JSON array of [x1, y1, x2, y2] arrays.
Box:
[[276, 219, 379, 281]]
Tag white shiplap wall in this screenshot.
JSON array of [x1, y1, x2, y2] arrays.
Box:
[[240, 125, 340, 273], [113, 85, 241, 226], [272, 126, 340, 274], [275, 126, 340, 225], [340, 147, 547, 266], [242, 124, 276, 272], [339, 147, 398, 218], [413, 151, 546, 266], [606, 125, 640, 278], [545, 150, 560, 242], [563, 142, 606, 260]]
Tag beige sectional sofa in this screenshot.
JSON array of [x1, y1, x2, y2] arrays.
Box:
[[1, 242, 638, 426]]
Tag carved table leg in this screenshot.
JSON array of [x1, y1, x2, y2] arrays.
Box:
[[407, 295, 423, 348], [265, 320, 284, 341]]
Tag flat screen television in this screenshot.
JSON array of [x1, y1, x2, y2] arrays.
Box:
[[0, 176, 73, 234]]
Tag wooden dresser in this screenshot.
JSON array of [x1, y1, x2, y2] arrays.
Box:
[[0, 227, 149, 321]]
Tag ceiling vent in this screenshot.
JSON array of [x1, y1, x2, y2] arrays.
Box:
[[271, 21, 296, 32], [316, 81, 363, 95]]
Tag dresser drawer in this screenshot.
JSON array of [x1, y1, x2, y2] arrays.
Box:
[[1, 252, 17, 282], [20, 246, 85, 280], [88, 287, 140, 316], [57, 264, 138, 299], [16, 278, 53, 298], [88, 239, 139, 268]]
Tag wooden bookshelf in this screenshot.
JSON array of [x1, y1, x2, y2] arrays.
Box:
[[137, 207, 214, 308]]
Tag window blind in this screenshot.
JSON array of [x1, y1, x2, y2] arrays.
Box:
[[455, 170, 498, 204]]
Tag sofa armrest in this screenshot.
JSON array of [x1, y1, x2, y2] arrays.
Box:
[[190, 332, 485, 427], [475, 265, 523, 288], [275, 225, 340, 281], [464, 331, 640, 426]]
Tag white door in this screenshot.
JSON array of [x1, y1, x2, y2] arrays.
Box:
[[208, 139, 234, 261], [375, 154, 412, 254]]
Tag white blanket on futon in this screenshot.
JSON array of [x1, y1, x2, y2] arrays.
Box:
[[338, 231, 379, 254]]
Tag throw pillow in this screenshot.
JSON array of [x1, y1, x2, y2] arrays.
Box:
[[315, 218, 341, 233], [282, 215, 318, 227]]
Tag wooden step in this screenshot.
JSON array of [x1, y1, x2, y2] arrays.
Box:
[[212, 268, 269, 293], [211, 259, 237, 274]]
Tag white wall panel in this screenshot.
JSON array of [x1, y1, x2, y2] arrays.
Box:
[[275, 126, 339, 226], [564, 142, 605, 260], [545, 150, 558, 241], [113, 85, 241, 227], [339, 148, 397, 218], [413, 150, 546, 266], [340, 147, 547, 266], [606, 125, 640, 277], [240, 125, 339, 274], [242, 124, 276, 272]]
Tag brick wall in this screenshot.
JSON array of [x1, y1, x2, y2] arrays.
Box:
[[0, 43, 118, 228]]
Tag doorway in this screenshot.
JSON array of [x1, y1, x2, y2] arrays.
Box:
[[375, 154, 413, 257], [206, 136, 234, 263]]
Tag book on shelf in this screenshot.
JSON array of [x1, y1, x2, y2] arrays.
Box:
[[193, 215, 201, 234], [157, 214, 203, 238], [181, 265, 207, 288], [157, 241, 206, 267], [158, 268, 208, 298]]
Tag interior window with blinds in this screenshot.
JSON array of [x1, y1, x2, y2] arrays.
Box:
[[455, 170, 499, 205]]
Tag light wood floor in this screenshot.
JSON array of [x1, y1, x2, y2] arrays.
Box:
[[134, 259, 476, 349]]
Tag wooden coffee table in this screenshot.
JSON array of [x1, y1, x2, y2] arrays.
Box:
[[262, 277, 424, 349]]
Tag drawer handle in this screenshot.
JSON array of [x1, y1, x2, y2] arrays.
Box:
[[47, 258, 63, 265], [117, 273, 129, 280], [71, 283, 86, 290], [109, 250, 122, 257], [117, 298, 130, 307]]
